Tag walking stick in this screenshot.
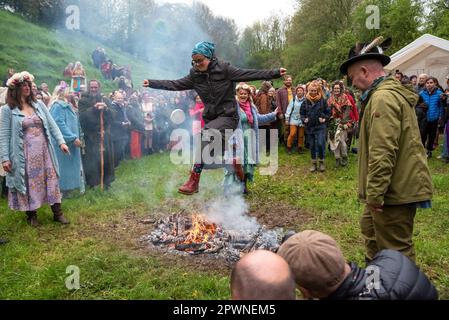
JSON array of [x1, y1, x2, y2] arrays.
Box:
[[100, 109, 105, 191]]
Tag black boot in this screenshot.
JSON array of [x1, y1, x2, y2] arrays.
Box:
[[1, 178, 7, 198], [26, 211, 40, 227], [243, 175, 249, 195], [51, 203, 70, 224]]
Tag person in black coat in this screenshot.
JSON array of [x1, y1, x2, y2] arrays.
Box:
[[78, 80, 116, 189], [143, 41, 286, 195], [110, 91, 131, 167], [278, 230, 438, 300]]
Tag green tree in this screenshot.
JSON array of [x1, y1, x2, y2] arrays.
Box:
[[425, 0, 449, 38]]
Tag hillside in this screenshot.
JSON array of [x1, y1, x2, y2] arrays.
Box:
[[0, 10, 176, 92]]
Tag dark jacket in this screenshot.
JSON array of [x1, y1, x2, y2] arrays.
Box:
[[300, 98, 330, 134], [415, 98, 428, 136], [147, 58, 281, 124], [127, 102, 145, 133], [327, 250, 438, 300], [110, 102, 130, 142], [78, 93, 115, 188]]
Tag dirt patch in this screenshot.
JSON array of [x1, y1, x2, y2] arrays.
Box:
[[72, 209, 232, 274], [70, 198, 313, 273], [248, 200, 315, 230]]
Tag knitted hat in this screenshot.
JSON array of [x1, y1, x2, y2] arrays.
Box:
[[192, 41, 215, 59], [277, 230, 346, 292]]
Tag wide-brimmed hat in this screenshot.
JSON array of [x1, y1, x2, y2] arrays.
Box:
[[340, 36, 392, 75]]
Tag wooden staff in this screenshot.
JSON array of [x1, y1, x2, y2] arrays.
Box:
[[100, 108, 105, 191]]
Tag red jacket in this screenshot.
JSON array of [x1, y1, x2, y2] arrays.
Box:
[[346, 93, 359, 123]]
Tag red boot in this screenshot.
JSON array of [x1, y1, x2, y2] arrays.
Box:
[[178, 171, 201, 195]]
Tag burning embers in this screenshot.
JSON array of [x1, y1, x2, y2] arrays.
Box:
[[144, 212, 284, 263]]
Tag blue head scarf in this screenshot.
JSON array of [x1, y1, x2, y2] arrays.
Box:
[[192, 41, 215, 59]]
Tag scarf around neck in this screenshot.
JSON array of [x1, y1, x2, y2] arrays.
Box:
[[328, 93, 350, 110], [238, 100, 254, 125], [306, 91, 323, 103]]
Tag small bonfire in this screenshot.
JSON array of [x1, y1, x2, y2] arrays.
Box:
[[142, 211, 286, 263]]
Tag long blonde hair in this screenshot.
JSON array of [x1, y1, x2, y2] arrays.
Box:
[[49, 82, 70, 109]]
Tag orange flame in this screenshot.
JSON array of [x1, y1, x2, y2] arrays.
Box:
[[182, 214, 217, 244]]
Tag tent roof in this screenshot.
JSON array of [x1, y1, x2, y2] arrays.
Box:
[[386, 34, 449, 70]]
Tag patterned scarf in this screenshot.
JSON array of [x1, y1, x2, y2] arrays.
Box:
[[328, 93, 351, 116]]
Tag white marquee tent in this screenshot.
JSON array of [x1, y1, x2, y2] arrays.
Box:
[[385, 34, 449, 87]]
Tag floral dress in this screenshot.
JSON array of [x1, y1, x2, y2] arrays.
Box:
[[8, 113, 62, 211]]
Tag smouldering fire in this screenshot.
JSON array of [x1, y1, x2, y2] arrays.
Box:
[[181, 214, 217, 245]]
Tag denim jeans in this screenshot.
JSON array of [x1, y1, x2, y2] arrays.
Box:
[[309, 130, 326, 160]]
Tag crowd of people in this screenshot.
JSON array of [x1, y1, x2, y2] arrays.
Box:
[[0, 69, 199, 225], [0, 38, 448, 300]]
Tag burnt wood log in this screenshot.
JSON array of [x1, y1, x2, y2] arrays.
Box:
[[175, 242, 204, 251]]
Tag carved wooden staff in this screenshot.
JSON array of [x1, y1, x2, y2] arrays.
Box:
[[100, 108, 105, 191]]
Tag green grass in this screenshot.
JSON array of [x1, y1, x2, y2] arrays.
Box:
[[1, 142, 449, 299], [0, 10, 176, 92], [0, 10, 448, 299]]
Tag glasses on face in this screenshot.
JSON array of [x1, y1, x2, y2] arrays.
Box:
[[191, 57, 206, 67]]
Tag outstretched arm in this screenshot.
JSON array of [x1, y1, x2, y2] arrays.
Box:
[[227, 64, 286, 82], [143, 75, 194, 91]]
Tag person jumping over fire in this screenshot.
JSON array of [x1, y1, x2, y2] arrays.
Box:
[[143, 41, 286, 195]]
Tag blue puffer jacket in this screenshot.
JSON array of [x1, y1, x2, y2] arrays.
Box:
[[420, 88, 443, 122], [326, 249, 438, 300]]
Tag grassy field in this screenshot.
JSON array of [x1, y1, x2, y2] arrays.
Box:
[[0, 144, 448, 300], [0, 10, 175, 92]]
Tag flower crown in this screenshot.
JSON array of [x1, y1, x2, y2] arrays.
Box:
[[6, 71, 35, 89], [58, 81, 68, 92]]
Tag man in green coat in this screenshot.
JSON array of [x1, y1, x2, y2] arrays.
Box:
[[340, 37, 433, 262]]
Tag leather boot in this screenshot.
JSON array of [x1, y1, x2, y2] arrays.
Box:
[[51, 203, 70, 224], [319, 160, 326, 172], [26, 211, 40, 227], [341, 156, 348, 167], [309, 160, 317, 173], [178, 171, 201, 195], [233, 158, 245, 182]]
